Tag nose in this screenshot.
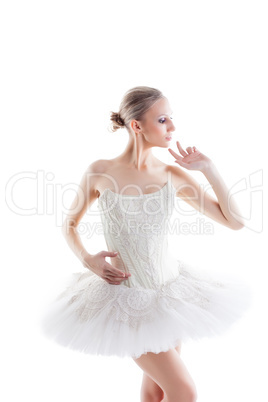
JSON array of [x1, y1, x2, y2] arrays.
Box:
[[169, 120, 176, 132]]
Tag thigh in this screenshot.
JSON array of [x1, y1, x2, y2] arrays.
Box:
[[175, 341, 182, 355], [139, 343, 182, 392], [136, 343, 182, 400], [133, 343, 196, 400], [140, 371, 164, 401], [136, 343, 183, 401]]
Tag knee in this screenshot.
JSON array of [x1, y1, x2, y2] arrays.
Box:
[[189, 387, 198, 402], [167, 383, 197, 402], [183, 383, 198, 402], [141, 390, 163, 402]]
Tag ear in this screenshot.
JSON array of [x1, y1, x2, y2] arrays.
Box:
[[130, 119, 142, 133]]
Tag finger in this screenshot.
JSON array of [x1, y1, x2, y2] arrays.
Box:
[[104, 261, 126, 277], [105, 264, 131, 278], [186, 146, 193, 154], [105, 274, 128, 283], [105, 271, 125, 279], [103, 250, 119, 258], [105, 272, 129, 281], [174, 155, 186, 163], [168, 148, 182, 160], [176, 140, 188, 157], [175, 160, 189, 168]]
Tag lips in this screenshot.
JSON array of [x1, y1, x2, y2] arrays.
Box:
[[165, 136, 172, 141]]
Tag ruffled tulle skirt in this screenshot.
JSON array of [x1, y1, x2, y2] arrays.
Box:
[[39, 259, 252, 359]]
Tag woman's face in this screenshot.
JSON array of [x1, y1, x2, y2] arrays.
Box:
[[131, 96, 176, 147]]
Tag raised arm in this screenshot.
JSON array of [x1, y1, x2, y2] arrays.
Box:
[[168, 142, 245, 230]]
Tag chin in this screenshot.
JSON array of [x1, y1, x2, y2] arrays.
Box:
[[155, 142, 170, 148]]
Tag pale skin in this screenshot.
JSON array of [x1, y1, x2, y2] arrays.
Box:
[[62, 96, 245, 402]]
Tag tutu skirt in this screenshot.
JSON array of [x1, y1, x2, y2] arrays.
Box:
[[39, 259, 252, 359]]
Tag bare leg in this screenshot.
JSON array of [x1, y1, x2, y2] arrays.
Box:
[[135, 347, 196, 402], [140, 343, 182, 401], [133, 342, 197, 402], [140, 370, 165, 402]]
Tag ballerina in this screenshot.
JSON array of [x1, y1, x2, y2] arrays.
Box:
[[40, 86, 251, 402]]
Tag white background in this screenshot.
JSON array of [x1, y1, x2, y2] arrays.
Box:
[[1, 1, 267, 401]]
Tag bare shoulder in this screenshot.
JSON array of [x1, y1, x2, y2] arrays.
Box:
[[166, 164, 200, 194], [86, 158, 112, 173], [84, 158, 115, 197], [166, 163, 186, 183]]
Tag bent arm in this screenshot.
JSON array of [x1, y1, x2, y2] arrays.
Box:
[[62, 222, 92, 263], [173, 164, 245, 230], [61, 160, 102, 264], [202, 163, 245, 229]]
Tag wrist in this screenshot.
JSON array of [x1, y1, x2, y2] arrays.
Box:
[[201, 161, 216, 176], [79, 249, 91, 262], [79, 250, 94, 270]]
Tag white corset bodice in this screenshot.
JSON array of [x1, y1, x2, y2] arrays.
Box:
[[97, 177, 180, 289]]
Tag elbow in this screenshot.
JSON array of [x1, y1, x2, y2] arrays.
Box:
[[230, 222, 245, 230], [61, 220, 77, 236], [223, 217, 245, 230], [222, 214, 245, 230], [61, 221, 69, 237]]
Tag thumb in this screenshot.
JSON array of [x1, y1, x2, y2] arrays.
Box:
[[103, 250, 119, 258]]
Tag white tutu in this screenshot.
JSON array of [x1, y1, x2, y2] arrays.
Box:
[[39, 259, 251, 359]]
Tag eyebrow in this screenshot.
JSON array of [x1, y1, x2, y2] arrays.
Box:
[[158, 112, 173, 117]]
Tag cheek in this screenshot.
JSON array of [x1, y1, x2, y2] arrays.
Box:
[[152, 122, 164, 132], [144, 122, 165, 139], [155, 124, 165, 135], [147, 126, 165, 142]]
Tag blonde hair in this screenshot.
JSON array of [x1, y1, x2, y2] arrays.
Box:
[[109, 86, 164, 133]]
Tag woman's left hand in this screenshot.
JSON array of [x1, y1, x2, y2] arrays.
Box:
[[168, 141, 213, 173]]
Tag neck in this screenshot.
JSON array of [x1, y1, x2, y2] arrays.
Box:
[[117, 132, 156, 171]]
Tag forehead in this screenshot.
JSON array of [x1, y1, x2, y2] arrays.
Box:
[[146, 97, 172, 116]]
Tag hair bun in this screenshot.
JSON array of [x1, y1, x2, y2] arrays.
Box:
[[108, 86, 163, 133], [109, 111, 125, 132]]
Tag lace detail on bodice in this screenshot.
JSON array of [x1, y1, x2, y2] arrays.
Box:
[[96, 178, 177, 289]]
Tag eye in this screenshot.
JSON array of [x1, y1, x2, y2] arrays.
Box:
[[159, 117, 173, 124]]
